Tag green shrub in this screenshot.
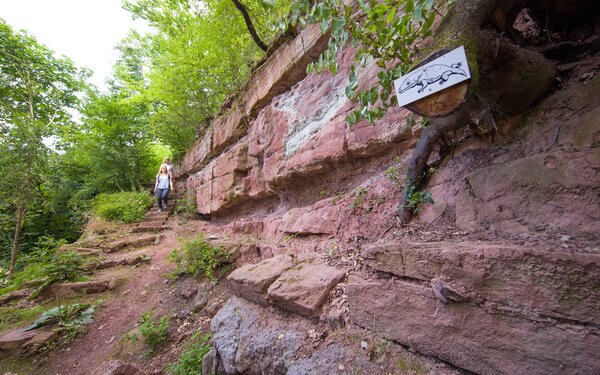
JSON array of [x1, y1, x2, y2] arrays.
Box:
[[165, 333, 211, 375], [0, 236, 67, 296], [30, 250, 85, 299], [400, 184, 435, 212], [173, 196, 197, 217], [168, 234, 228, 282], [93, 191, 153, 223], [139, 312, 169, 350]]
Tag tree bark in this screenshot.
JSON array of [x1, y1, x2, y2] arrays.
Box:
[[231, 0, 268, 52], [8, 204, 26, 280]]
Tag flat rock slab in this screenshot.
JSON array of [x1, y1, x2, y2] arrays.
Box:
[[0, 328, 56, 359], [41, 279, 116, 299], [104, 235, 160, 253], [0, 329, 38, 358], [267, 262, 345, 317], [227, 254, 294, 306], [0, 289, 30, 306], [362, 241, 600, 325], [347, 275, 600, 375], [84, 254, 149, 271]]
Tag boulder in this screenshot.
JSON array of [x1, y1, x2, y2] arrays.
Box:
[[267, 262, 346, 317], [211, 297, 305, 374], [226, 254, 294, 306]]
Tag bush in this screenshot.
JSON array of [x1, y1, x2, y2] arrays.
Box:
[[93, 191, 153, 223], [139, 312, 170, 350], [173, 196, 197, 218], [168, 234, 228, 282], [0, 236, 67, 296], [165, 333, 212, 375], [30, 249, 85, 298]]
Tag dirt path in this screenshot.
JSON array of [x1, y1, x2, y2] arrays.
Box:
[[39, 217, 209, 375]]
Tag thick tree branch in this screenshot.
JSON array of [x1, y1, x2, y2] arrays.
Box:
[[231, 0, 268, 52]]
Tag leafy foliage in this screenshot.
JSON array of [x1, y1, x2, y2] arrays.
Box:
[[168, 234, 228, 282], [121, 0, 287, 158], [23, 303, 94, 331], [269, 0, 452, 126], [173, 196, 197, 218], [0, 20, 87, 276], [399, 184, 434, 212], [92, 191, 153, 223], [0, 236, 66, 295], [30, 249, 85, 299], [165, 333, 212, 375], [139, 311, 170, 350]]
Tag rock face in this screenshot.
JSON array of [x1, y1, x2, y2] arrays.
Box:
[[362, 241, 600, 325], [347, 275, 600, 375], [179, 12, 600, 375]]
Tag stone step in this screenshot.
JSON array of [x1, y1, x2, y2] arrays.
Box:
[[39, 278, 122, 300], [83, 254, 150, 271], [137, 222, 166, 228], [102, 234, 162, 253], [132, 226, 169, 233], [141, 216, 167, 223], [145, 211, 170, 219], [71, 247, 104, 257], [0, 289, 30, 307]]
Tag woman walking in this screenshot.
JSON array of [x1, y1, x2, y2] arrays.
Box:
[[154, 164, 173, 212]]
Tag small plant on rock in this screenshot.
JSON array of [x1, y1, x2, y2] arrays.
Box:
[[165, 332, 212, 375], [351, 186, 368, 209], [168, 234, 228, 282], [384, 157, 406, 189], [173, 196, 197, 218], [400, 184, 434, 213], [30, 249, 85, 299], [139, 311, 170, 350]]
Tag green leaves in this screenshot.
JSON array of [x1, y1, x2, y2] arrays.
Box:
[[280, 0, 450, 127], [92, 192, 153, 223], [168, 233, 229, 282]]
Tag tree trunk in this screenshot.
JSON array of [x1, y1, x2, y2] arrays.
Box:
[[396, 0, 557, 223], [231, 0, 268, 52], [8, 204, 26, 280]]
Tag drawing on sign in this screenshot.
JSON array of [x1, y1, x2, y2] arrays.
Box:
[[397, 62, 467, 94], [394, 46, 471, 108]]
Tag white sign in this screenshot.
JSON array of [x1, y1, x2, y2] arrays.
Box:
[[394, 46, 471, 108]]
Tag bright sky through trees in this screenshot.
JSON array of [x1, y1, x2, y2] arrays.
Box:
[[0, 0, 151, 90]]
